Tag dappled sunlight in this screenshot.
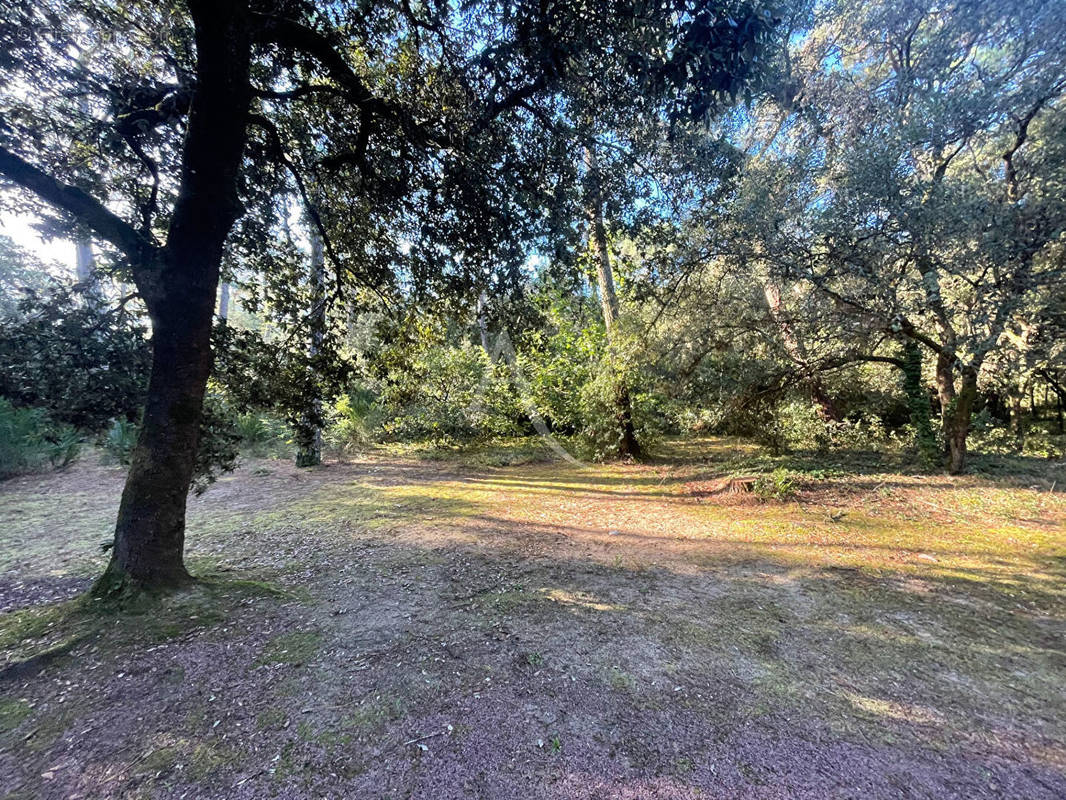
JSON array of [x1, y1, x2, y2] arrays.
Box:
[[3, 448, 1065, 796], [839, 691, 945, 726], [538, 587, 626, 613]]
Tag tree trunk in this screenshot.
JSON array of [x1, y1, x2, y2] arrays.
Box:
[[900, 339, 938, 465], [75, 238, 95, 284], [944, 369, 978, 475], [584, 146, 640, 459], [102, 295, 214, 589], [95, 0, 253, 594], [295, 219, 325, 468], [73, 94, 98, 292], [476, 291, 490, 353], [218, 281, 231, 323], [1010, 390, 1026, 451]]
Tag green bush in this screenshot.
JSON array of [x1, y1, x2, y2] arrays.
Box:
[[235, 411, 291, 457], [324, 386, 380, 452], [192, 393, 241, 494], [379, 342, 522, 443], [758, 401, 900, 456], [101, 418, 138, 465], [752, 468, 798, 501], [0, 398, 81, 478]]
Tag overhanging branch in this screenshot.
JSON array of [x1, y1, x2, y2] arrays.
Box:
[[0, 144, 154, 259]]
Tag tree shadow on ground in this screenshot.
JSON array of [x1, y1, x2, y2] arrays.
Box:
[[0, 452, 1063, 799]]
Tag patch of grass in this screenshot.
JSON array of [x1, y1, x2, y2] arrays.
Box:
[[255, 630, 322, 666], [607, 666, 636, 692], [343, 695, 407, 735], [1, 578, 291, 680], [256, 708, 288, 730], [132, 737, 241, 781], [0, 698, 32, 732]]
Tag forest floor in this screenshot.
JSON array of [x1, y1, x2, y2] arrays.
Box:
[[0, 438, 1064, 799]]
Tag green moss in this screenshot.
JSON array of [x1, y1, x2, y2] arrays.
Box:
[[343, 696, 407, 733]]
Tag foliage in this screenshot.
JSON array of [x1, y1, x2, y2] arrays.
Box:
[[0, 282, 149, 432], [0, 398, 80, 478], [191, 394, 242, 495], [234, 412, 291, 458], [376, 340, 521, 443], [323, 387, 380, 453], [751, 468, 797, 501], [101, 418, 138, 466]]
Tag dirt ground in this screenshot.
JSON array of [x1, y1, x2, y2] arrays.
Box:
[[1, 440, 1064, 799]]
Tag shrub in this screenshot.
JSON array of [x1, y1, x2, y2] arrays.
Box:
[[101, 418, 139, 465], [752, 468, 798, 501], [324, 386, 380, 452], [379, 343, 522, 442], [192, 393, 241, 494], [235, 411, 291, 457], [0, 398, 81, 478]]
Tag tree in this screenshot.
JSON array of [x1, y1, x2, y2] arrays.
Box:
[[0, 0, 783, 590], [678, 0, 1066, 471]]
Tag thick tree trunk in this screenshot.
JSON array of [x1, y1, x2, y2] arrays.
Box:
[[584, 146, 640, 459], [944, 369, 978, 475], [101, 296, 214, 589], [95, 0, 252, 593]]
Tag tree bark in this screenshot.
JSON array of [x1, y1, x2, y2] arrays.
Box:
[[584, 146, 640, 459], [900, 339, 938, 465], [75, 238, 95, 284], [476, 291, 491, 353], [295, 219, 325, 468], [944, 368, 978, 475], [97, 0, 253, 592], [218, 281, 231, 323], [1010, 389, 1026, 451]]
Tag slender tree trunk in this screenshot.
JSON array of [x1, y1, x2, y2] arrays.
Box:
[[933, 350, 956, 460], [1010, 390, 1026, 451], [75, 238, 95, 283], [584, 146, 640, 459], [73, 94, 98, 292], [218, 281, 231, 323], [476, 291, 490, 353], [95, 0, 253, 593], [295, 221, 325, 468]]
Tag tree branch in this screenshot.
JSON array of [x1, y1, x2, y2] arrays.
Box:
[[0, 144, 153, 259]]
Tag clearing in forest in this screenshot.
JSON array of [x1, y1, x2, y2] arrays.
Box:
[[1, 439, 1064, 799]]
